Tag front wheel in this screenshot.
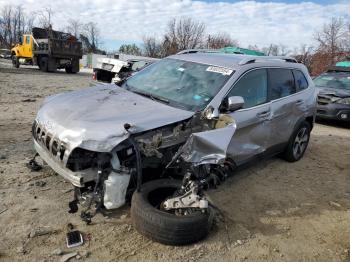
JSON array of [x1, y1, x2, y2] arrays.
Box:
[[12, 56, 19, 68], [283, 121, 311, 162], [131, 179, 213, 245]]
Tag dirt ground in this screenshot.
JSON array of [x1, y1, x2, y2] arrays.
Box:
[[0, 58, 350, 262]]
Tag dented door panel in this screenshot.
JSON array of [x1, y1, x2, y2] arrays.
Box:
[[227, 103, 272, 165]]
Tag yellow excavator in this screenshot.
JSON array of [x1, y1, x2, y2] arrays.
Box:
[[11, 27, 82, 73]]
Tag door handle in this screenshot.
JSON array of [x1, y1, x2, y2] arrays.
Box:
[[295, 99, 303, 105], [256, 110, 270, 118]]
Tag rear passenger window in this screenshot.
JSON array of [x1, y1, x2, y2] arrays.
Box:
[[227, 69, 268, 108], [269, 69, 296, 100], [293, 70, 308, 91]]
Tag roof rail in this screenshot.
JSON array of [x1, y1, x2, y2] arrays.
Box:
[[238, 56, 298, 65], [176, 49, 220, 55]]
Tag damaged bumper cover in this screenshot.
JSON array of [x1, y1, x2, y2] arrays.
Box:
[[34, 139, 95, 187]]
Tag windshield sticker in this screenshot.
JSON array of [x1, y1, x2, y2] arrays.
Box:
[[177, 67, 185, 72], [193, 94, 202, 100], [206, 66, 233, 76]]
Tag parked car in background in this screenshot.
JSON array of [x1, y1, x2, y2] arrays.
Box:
[[0, 49, 11, 59], [314, 65, 350, 122], [92, 57, 158, 84], [32, 51, 316, 245]]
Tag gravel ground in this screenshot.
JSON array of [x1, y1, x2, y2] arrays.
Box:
[[0, 58, 350, 262]]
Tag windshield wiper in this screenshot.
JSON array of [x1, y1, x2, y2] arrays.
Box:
[[131, 89, 169, 104]]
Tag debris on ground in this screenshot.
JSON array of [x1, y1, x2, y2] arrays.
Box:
[[21, 98, 36, 102], [51, 248, 63, 256], [26, 154, 43, 172], [66, 230, 84, 248], [0, 208, 8, 215], [35, 181, 46, 187], [16, 246, 25, 254], [329, 201, 342, 208], [29, 226, 57, 238], [60, 252, 78, 262]]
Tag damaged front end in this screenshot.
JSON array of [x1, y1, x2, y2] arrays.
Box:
[[31, 57, 239, 222], [33, 106, 236, 222]]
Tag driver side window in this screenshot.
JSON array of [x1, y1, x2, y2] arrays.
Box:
[[227, 69, 268, 108]]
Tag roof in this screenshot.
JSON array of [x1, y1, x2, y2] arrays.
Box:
[[169, 51, 297, 69], [220, 46, 265, 56]]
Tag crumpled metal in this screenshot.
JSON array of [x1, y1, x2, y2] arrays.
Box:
[[180, 120, 237, 165]]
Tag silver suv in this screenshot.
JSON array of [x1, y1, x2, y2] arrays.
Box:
[[32, 51, 316, 242]]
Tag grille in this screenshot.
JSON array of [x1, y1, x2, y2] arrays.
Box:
[[317, 109, 327, 115], [32, 121, 66, 161], [317, 95, 331, 105]]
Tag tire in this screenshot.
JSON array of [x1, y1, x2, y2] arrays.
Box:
[[12, 56, 19, 68], [39, 57, 48, 72], [47, 57, 57, 72], [283, 121, 311, 162], [131, 179, 212, 245], [65, 64, 73, 74]]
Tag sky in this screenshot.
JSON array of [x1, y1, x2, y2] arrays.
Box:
[[1, 0, 349, 51]]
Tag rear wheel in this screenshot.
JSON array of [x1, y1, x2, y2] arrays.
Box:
[[65, 64, 73, 74], [131, 179, 213, 245], [283, 121, 311, 162], [39, 57, 48, 72]]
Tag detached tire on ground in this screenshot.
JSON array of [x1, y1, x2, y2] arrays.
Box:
[[131, 179, 212, 245]]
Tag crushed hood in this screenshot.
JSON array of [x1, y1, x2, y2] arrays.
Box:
[[36, 85, 194, 152], [317, 87, 350, 98]]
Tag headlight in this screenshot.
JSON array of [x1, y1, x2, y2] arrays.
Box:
[[336, 98, 350, 104]]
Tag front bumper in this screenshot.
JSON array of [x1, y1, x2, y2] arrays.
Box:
[[316, 103, 350, 121], [34, 139, 96, 187]]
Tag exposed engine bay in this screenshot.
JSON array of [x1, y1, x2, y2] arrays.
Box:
[[58, 111, 236, 223]]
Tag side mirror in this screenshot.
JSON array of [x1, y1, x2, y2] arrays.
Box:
[[227, 96, 244, 111]]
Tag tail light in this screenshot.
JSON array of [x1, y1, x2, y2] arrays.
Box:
[[92, 72, 96, 80]]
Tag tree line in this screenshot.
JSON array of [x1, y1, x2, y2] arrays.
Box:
[[1, 4, 350, 75], [119, 16, 350, 75], [119, 18, 237, 57]]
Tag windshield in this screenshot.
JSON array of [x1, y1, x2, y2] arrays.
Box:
[[313, 73, 350, 90], [124, 58, 233, 111]]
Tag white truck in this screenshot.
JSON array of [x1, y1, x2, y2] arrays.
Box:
[[92, 56, 158, 84]]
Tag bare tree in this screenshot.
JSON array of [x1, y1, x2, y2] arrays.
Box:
[[81, 22, 100, 52], [247, 44, 261, 51], [314, 17, 348, 63], [142, 36, 161, 57], [66, 19, 82, 38], [37, 7, 54, 28], [206, 33, 237, 49], [161, 17, 205, 56], [292, 44, 314, 71], [0, 5, 33, 48], [0, 5, 13, 47]]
